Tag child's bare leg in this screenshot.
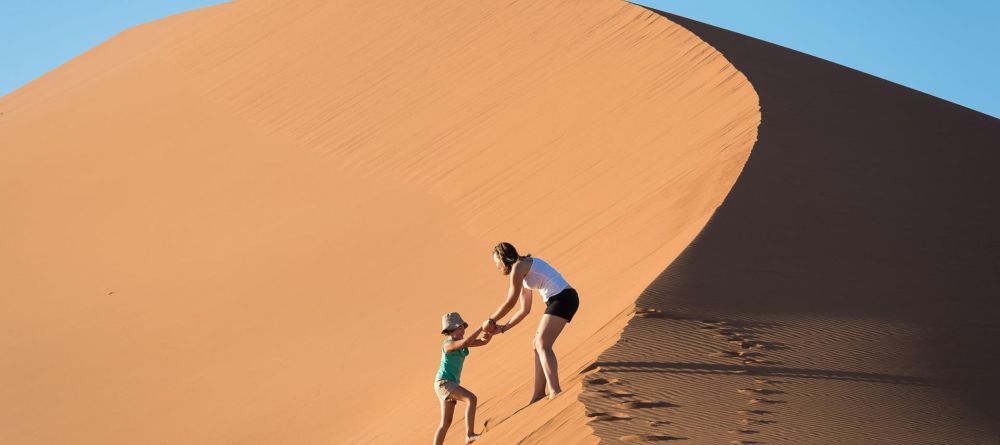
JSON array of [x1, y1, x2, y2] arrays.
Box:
[[448, 385, 480, 442], [432, 398, 455, 445], [530, 349, 546, 403]]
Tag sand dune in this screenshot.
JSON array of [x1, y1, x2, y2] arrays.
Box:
[[0, 1, 757, 444], [582, 10, 1000, 445], [8, 1, 989, 443]]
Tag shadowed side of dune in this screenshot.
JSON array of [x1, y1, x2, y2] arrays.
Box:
[[581, 10, 1000, 445]]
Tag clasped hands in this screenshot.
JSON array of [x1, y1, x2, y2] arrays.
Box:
[[481, 318, 507, 335]]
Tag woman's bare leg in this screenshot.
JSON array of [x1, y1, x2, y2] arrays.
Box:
[[432, 398, 455, 445], [534, 314, 568, 398], [530, 349, 547, 403], [447, 385, 481, 443]]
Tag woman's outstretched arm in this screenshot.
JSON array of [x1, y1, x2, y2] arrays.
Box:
[[489, 260, 529, 323], [499, 288, 532, 333]]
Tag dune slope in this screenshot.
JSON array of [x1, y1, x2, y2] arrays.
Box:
[[0, 1, 758, 444], [581, 10, 1000, 445]]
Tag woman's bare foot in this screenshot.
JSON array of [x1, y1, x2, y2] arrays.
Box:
[[547, 389, 562, 400], [466, 433, 481, 444], [529, 393, 546, 404]]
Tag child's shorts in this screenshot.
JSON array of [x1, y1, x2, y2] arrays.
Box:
[[434, 379, 459, 402]]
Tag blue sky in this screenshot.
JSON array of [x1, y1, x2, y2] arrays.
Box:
[[2, 1, 998, 118], [634, 1, 999, 118], [0, 0, 226, 95]]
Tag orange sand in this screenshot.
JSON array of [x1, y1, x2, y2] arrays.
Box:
[[0, 1, 757, 444], [580, 9, 1000, 445], [12, 1, 993, 444]]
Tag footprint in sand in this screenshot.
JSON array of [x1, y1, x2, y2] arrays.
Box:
[[620, 434, 685, 442], [700, 321, 732, 330], [648, 420, 671, 427], [635, 308, 685, 319], [728, 429, 760, 434], [717, 334, 750, 342], [616, 400, 678, 409], [753, 379, 782, 385], [585, 377, 621, 386], [586, 412, 633, 422], [737, 388, 784, 396], [729, 441, 761, 445], [748, 398, 785, 405], [737, 410, 774, 416], [599, 389, 636, 398], [753, 341, 787, 351], [741, 418, 778, 426], [711, 350, 740, 358]]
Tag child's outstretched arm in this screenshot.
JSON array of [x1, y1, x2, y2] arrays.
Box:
[[469, 330, 493, 347], [443, 326, 484, 352]]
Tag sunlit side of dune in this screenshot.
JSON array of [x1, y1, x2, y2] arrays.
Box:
[[0, 1, 758, 443]]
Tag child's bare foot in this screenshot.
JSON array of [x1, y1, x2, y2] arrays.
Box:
[[547, 389, 562, 400], [466, 433, 481, 444]]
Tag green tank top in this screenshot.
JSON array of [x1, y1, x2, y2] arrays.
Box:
[[435, 339, 469, 384]]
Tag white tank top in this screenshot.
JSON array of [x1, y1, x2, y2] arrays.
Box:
[[522, 257, 571, 302]]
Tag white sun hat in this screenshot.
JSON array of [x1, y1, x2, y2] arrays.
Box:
[[440, 312, 469, 334]]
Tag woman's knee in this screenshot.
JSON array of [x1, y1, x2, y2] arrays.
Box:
[[533, 336, 551, 352]]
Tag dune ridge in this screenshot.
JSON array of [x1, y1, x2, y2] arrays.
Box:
[[0, 1, 758, 444], [581, 10, 1000, 445]]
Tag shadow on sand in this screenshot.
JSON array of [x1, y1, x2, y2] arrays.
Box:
[[611, 7, 1000, 435]]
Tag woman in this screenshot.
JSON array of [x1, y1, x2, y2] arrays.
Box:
[[483, 242, 579, 403]]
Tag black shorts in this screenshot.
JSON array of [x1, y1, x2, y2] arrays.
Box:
[[544, 288, 579, 322]]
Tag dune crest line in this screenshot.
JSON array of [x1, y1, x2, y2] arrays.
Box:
[[580, 9, 1000, 445]]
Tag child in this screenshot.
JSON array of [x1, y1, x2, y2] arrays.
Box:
[[433, 312, 492, 445]]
